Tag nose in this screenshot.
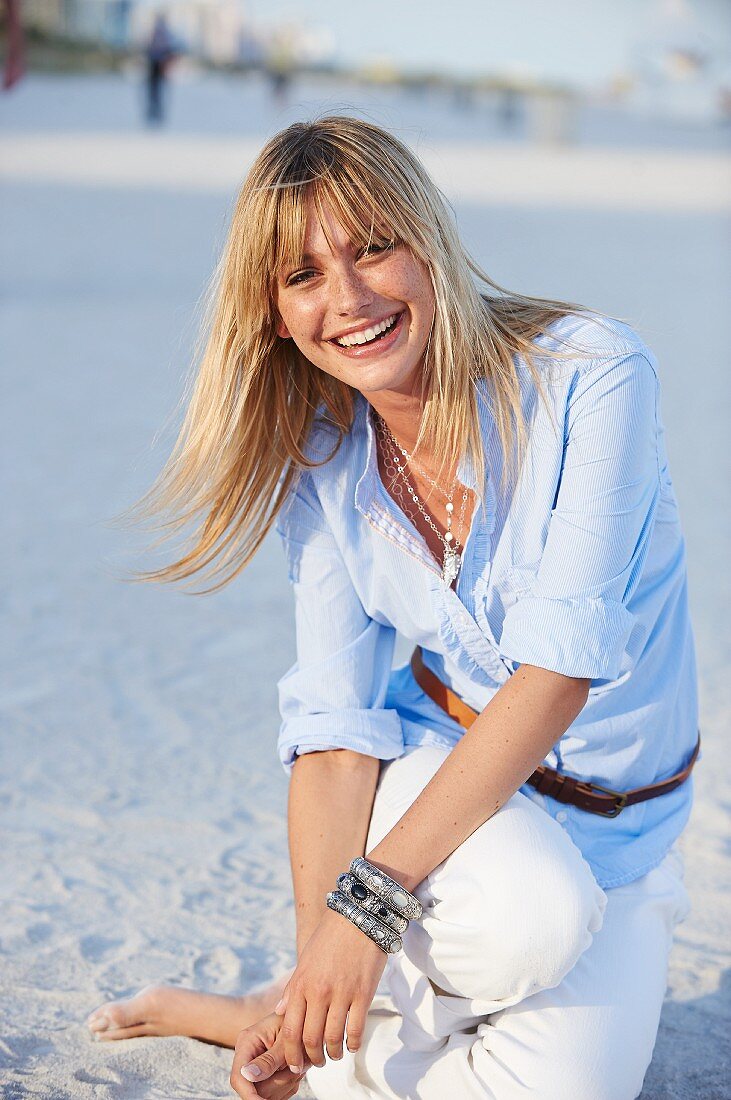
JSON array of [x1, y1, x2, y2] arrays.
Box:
[[332, 263, 374, 317]]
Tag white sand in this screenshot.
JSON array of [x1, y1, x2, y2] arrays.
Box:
[[1, 75, 729, 1099]]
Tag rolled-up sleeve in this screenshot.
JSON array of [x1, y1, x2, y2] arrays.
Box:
[[275, 472, 403, 772], [500, 350, 661, 681]]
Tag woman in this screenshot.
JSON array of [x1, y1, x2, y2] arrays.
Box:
[[86, 117, 699, 1099]]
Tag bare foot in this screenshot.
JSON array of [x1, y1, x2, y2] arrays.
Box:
[[86, 971, 292, 1049]]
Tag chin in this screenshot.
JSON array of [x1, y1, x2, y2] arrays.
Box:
[[362, 370, 421, 397], [341, 359, 421, 395]]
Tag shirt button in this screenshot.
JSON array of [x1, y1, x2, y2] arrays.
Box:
[[556, 811, 568, 824]]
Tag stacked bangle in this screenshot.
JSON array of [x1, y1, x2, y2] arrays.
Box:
[[325, 857, 422, 955], [336, 872, 409, 934], [326, 890, 403, 954], [350, 857, 423, 921]]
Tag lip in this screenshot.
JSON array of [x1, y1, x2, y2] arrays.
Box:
[[328, 311, 400, 343], [328, 310, 406, 358]]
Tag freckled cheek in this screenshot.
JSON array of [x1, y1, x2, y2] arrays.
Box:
[[280, 301, 328, 346], [373, 261, 434, 318]]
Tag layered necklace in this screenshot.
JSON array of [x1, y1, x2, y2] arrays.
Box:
[[373, 412, 470, 587]]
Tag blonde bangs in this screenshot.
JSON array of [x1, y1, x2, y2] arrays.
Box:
[[267, 161, 423, 289]]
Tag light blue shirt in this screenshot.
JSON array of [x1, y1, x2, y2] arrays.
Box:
[[275, 312, 699, 889]]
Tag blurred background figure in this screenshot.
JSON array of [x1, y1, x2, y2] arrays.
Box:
[[2, 0, 25, 90], [498, 86, 522, 131], [145, 10, 177, 124], [265, 24, 295, 105]]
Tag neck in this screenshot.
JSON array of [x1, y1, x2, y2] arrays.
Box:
[[363, 389, 428, 460]]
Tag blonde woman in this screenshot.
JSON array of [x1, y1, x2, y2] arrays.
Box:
[[87, 117, 699, 1100]]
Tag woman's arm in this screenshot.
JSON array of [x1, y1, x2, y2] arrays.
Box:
[[260, 666, 589, 1081], [288, 748, 381, 957], [234, 668, 588, 1093], [366, 664, 590, 893]]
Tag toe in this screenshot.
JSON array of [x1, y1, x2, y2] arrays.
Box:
[[87, 1011, 112, 1033], [87, 1002, 151, 1042], [87, 992, 151, 1034], [93, 1022, 154, 1042]]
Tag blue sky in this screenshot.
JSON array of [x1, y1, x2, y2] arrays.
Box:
[[246, 0, 731, 87]]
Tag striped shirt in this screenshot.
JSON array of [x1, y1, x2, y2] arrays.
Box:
[[275, 312, 698, 888]]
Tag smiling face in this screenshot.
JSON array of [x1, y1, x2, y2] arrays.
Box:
[[274, 198, 435, 400]]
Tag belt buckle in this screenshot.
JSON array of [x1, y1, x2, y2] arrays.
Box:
[[587, 782, 629, 817]]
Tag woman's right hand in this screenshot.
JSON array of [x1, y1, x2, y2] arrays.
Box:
[[230, 1011, 311, 1099]]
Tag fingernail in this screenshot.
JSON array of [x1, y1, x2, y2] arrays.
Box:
[[88, 1015, 110, 1032], [289, 1064, 302, 1074], [241, 1064, 261, 1081], [274, 998, 286, 1014]]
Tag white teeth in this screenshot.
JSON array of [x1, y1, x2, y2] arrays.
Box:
[[335, 314, 398, 348]]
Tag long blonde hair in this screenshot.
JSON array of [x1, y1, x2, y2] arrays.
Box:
[[125, 115, 595, 593]]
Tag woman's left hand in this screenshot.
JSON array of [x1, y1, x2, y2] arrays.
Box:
[[230, 1012, 310, 1099], [269, 908, 388, 1074]]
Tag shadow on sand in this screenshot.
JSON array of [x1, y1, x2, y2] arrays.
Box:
[[641, 968, 730, 1099]]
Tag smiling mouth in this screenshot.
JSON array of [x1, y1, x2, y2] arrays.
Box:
[[332, 313, 400, 348]]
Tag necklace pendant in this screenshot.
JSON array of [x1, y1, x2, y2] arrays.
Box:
[[442, 547, 461, 587]]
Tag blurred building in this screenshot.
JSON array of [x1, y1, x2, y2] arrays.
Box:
[[19, 0, 334, 70]]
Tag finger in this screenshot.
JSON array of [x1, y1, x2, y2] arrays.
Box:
[[230, 1055, 258, 1100], [230, 1069, 256, 1100], [237, 1043, 287, 1087], [280, 990, 308, 1076], [230, 1028, 281, 1095], [301, 996, 329, 1070], [274, 981, 290, 1016], [257, 1065, 309, 1100], [346, 998, 369, 1055], [323, 999, 349, 1062]]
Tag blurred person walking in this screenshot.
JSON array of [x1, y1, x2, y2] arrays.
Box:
[[265, 26, 295, 105], [145, 12, 177, 124]]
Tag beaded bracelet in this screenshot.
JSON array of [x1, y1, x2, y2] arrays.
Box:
[[350, 857, 423, 921], [336, 872, 409, 934], [326, 889, 403, 954]]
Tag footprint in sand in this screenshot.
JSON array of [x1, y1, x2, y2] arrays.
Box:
[[193, 945, 242, 989], [80, 934, 125, 964]]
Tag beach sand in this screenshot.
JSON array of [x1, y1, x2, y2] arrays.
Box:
[[1, 75, 729, 1099]]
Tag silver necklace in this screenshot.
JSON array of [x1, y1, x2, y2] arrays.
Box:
[[374, 413, 470, 586]]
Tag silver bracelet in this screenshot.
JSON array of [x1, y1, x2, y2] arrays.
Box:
[[326, 890, 403, 954], [336, 872, 409, 934], [350, 856, 423, 921]]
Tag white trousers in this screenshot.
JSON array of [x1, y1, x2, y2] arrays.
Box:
[[306, 745, 690, 1100]]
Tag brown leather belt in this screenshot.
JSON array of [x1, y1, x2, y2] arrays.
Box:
[[410, 647, 700, 818]]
